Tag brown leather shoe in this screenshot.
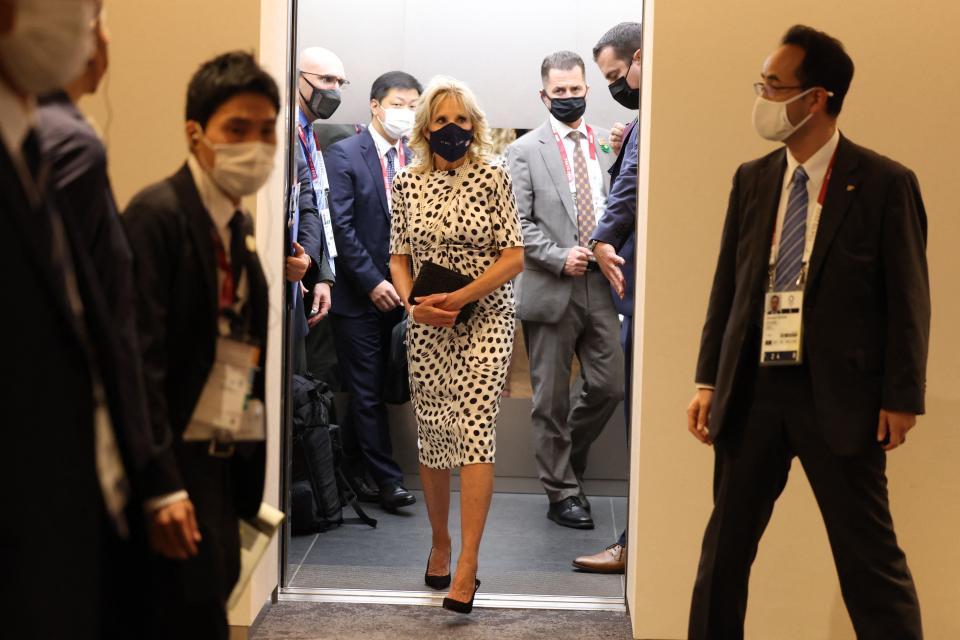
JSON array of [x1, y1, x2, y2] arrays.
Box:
[[572, 543, 626, 574]]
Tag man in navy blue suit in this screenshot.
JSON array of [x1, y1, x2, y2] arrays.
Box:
[[572, 21, 643, 575], [325, 71, 422, 512]]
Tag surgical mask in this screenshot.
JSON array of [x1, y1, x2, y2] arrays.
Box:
[[300, 77, 341, 120], [379, 107, 415, 140], [751, 88, 817, 142], [428, 123, 473, 163], [608, 62, 640, 110], [0, 0, 95, 95], [198, 133, 276, 199], [546, 96, 587, 124]]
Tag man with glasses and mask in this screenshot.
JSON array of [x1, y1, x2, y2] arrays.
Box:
[[570, 20, 642, 575], [507, 51, 623, 532], [325, 70, 422, 514], [123, 51, 275, 639], [686, 26, 928, 639]]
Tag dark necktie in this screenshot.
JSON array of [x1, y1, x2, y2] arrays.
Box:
[[568, 130, 596, 246], [228, 210, 247, 304], [385, 147, 397, 191], [775, 166, 809, 290], [21, 129, 42, 183]]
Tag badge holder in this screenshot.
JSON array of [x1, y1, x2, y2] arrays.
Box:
[[760, 267, 806, 366]]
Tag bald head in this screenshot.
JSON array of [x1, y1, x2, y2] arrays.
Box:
[[299, 47, 345, 78]]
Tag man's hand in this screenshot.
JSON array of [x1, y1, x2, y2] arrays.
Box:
[[369, 280, 401, 311], [877, 409, 917, 451], [686, 389, 714, 445], [413, 293, 459, 328], [609, 122, 626, 155], [593, 241, 626, 298], [149, 498, 202, 560], [285, 242, 311, 282], [308, 282, 331, 327], [563, 246, 593, 277]]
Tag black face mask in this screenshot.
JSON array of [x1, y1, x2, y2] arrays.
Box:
[[300, 76, 341, 120], [428, 123, 474, 163], [546, 96, 587, 124], [608, 65, 640, 110]]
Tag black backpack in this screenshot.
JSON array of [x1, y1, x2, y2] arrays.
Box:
[[290, 374, 376, 533]]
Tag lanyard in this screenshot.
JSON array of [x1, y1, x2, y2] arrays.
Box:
[[768, 149, 838, 271], [296, 124, 319, 182], [379, 145, 406, 202], [553, 125, 597, 184]]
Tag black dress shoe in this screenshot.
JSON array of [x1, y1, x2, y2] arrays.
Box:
[[347, 475, 380, 503], [424, 549, 451, 590], [379, 484, 416, 511], [547, 497, 594, 529], [442, 579, 480, 614]]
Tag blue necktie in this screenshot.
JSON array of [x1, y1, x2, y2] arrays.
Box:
[[775, 166, 809, 290], [385, 147, 397, 190]]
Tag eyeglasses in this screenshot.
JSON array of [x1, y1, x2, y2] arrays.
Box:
[[753, 81, 804, 97], [301, 71, 350, 89]]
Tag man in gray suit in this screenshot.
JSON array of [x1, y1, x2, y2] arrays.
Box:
[[507, 51, 624, 530]]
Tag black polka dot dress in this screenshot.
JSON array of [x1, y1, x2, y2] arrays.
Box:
[[390, 161, 524, 469]]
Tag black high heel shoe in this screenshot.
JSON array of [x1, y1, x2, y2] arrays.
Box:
[[442, 579, 481, 614], [424, 549, 451, 590]]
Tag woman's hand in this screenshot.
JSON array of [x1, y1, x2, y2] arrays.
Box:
[[413, 293, 460, 328], [437, 290, 468, 312]]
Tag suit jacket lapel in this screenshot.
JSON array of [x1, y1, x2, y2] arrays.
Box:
[[805, 135, 859, 291], [536, 121, 577, 225], [751, 150, 787, 297], [170, 164, 219, 325], [360, 130, 391, 219]]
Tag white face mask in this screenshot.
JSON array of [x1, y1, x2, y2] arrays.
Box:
[[379, 107, 415, 140], [199, 135, 276, 199], [0, 0, 95, 95], [751, 87, 817, 142]]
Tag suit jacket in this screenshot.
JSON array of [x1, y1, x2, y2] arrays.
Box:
[[695, 135, 930, 454], [37, 92, 183, 499], [325, 128, 411, 317], [292, 145, 332, 341], [122, 164, 268, 600], [591, 118, 639, 316], [1, 134, 157, 637], [507, 120, 614, 323]]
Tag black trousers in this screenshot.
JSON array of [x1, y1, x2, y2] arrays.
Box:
[[688, 365, 922, 640], [330, 308, 404, 487]]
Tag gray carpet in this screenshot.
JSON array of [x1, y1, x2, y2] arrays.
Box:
[[251, 601, 633, 640], [286, 491, 627, 598]]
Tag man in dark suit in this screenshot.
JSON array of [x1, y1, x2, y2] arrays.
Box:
[[686, 26, 929, 639], [507, 50, 623, 531], [325, 70, 422, 512], [571, 21, 642, 575], [288, 145, 334, 374], [1, 0, 172, 637], [123, 51, 275, 640], [37, 5, 201, 565]]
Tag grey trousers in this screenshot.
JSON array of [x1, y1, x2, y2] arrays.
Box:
[[523, 269, 624, 503]]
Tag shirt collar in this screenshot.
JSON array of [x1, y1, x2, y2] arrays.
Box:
[[187, 153, 240, 231], [0, 80, 36, 159], [368, 122, 400, 159], [550, 114, 587, 140], [785, 127, 841, 186]]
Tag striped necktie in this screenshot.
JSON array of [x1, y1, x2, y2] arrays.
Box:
[[775, 166, 809, 290]]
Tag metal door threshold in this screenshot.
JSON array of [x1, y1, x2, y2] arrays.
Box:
[[279, 587, 626, 612]]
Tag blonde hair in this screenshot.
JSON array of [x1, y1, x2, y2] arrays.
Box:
[[408, 76, 493, 173]]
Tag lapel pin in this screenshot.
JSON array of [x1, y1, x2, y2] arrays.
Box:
[[846, 184, 856, 191], [598, 138, 611, 154], [245, 234, 257, 252]]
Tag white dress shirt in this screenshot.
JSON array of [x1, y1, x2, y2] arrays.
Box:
[[550, 114, 606, 224], [369, 123, 403, 208]]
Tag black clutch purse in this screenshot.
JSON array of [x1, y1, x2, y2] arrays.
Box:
[[409, 260, 476, 325]]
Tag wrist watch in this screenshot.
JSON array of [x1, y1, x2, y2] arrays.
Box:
[[588, 239, 600, 251]]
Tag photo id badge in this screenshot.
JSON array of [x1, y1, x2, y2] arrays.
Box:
[[319, 205, 338, 258], [760, 291, 804, 366]]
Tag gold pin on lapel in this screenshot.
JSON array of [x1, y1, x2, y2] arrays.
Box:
[[245, 234, 256, 252], [846, 184, 856, 191]]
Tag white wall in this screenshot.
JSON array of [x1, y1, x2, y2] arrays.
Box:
[[297, 0, 639, 130], [628, 0, 960, 638]]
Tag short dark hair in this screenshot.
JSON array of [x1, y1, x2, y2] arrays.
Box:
[[185, 51, 280, 127], [781, 25, 854, 116], [370, 71, 423, 102], [592, 22, 642, 64], [540, 51, 586, 83]]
